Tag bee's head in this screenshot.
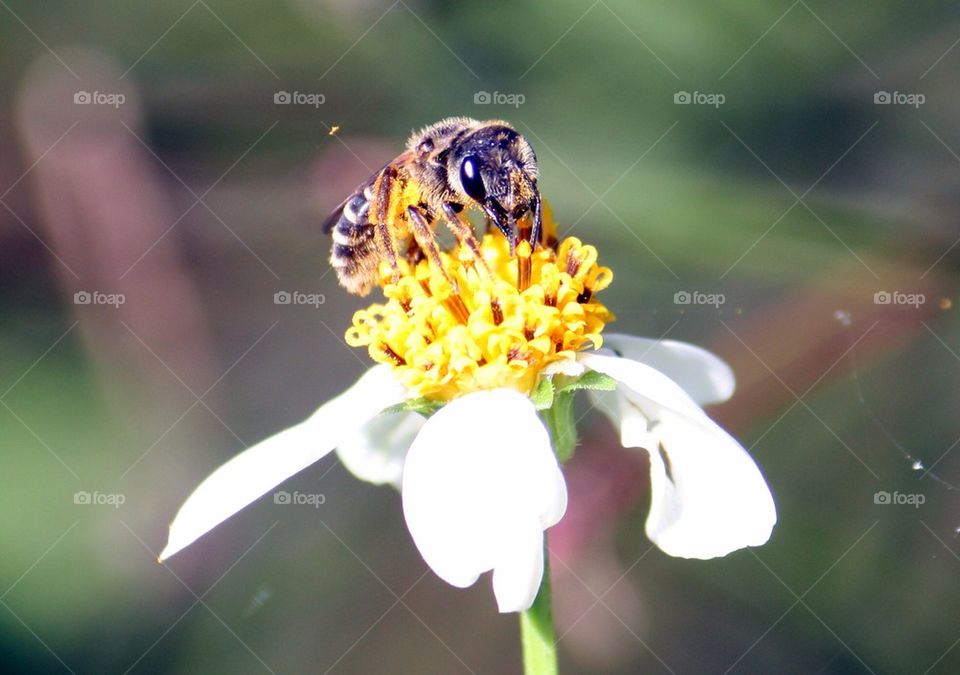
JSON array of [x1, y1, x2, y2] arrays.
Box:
[[448, 123, 541, 248]]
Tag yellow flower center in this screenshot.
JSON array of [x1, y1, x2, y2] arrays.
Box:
[[345, 225, 614, 401]]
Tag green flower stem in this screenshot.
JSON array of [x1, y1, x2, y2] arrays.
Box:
[[541, 389, 577, 463], [521, 373, 616, 673], [520, 539, 558, 675], [518, 393, 584, 675]]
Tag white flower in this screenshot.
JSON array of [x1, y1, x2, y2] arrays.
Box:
[[579, 334, 776, 559], [159, 334, 775, 612]]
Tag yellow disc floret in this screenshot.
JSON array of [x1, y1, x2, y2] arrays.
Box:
[[345, 233, 614, 401]]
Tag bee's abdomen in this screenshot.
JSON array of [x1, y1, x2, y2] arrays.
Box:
[[329, 190, 378, 295]]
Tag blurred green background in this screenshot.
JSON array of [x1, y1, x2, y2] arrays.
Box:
[[2, 1, 960, 673]]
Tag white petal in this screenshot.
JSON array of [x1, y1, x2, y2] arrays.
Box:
[[581, 353, 775, 559], [160, 366, 406, 561], [584, 371, 665, 457], [541, 358, 587, 378], [640, 407, 776, 559], [401, 390, 566, 612], [602, 334, 735, 405], [579, 352, 707, 420], [492, 517, 545, 612], [336, 411, 424, 489]]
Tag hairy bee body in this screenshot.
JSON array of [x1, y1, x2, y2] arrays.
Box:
[[326, 179, 378, 295], [323, 117, 541, 296]]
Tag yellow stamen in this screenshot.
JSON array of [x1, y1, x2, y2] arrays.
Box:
[[345, 226, 614, 401]]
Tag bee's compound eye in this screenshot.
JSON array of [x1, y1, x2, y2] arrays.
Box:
[[459, 155, 486, 202]]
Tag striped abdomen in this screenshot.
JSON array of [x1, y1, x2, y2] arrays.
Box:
[[325, 185, 378, 296]]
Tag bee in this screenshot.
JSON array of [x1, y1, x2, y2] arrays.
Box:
[[322, 117, 542, 295]]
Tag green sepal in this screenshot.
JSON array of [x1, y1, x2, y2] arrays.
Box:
[[530, 377, 556, 410], [380, 397, 444, 417], [556, 370, 617, 394], [535, 371, 617, 463]]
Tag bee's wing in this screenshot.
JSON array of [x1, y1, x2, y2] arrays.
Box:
[[321, 152, 420, 234]]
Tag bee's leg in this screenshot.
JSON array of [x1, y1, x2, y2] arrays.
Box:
[[375, 221, 401, 282], [373, 166, 402, 282], [408, 205, 470, 322], [406, 205, 456, 290], [440, 202, 491, 274]]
